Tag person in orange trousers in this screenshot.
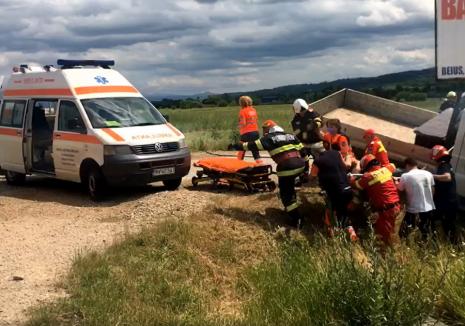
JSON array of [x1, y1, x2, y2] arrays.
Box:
[[237, 96, 262, 163], [363, 129, 390, 167], [351, 154, 404, 246]]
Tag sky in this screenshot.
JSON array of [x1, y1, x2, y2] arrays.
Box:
[[0, 0, 435, 95]]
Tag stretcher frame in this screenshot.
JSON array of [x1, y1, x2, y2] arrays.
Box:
[[192, 163, 276, 193]]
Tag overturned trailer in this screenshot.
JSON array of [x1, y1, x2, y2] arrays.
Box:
[[310, 89, 438, 167]]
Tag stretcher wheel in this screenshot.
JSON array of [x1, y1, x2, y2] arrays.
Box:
[[267, 181, 277, 192]]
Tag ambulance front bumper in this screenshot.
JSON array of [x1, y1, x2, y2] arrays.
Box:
[[101, 148, 191, 186]]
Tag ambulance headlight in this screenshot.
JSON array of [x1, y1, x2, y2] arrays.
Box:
[[178, 138, 187, 149], [104, 145, 132, 156]]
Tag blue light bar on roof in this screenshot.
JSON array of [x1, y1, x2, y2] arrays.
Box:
[[57, 59, 115, 68]]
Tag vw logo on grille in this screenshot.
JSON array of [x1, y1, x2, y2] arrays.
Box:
[[154, 142, 164, 152]]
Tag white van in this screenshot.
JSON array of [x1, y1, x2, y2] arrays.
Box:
[[452, 111, 465, 203], [0, 60, 191, 199]]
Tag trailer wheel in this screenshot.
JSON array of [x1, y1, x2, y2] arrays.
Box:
[[163, 178, 182, 190], [5, 170, 26, 186], [86, 166, 107, 201]]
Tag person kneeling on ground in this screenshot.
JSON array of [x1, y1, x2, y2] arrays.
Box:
[[431, 145, 458, 244], [323, 119, 360, 173], [311, 149, 357, 240], [396, 157, 435, 239], [233, 120, 307, 227], [237, 95, 262, 163], [351, 155, 403, 246]]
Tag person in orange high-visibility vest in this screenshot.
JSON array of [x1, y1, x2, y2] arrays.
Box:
[[237, 96, 262, 163], [363, 129, 390, 167], [323, 119, 360, 172]]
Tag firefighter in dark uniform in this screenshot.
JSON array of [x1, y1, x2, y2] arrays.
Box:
[[234, 120, 307, 227], [291, 98, 324, 159]]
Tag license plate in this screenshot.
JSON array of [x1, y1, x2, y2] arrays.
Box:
[[152, 167, 175, 176]]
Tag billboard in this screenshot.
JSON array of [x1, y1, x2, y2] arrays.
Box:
[[436, 0, 465, 79]]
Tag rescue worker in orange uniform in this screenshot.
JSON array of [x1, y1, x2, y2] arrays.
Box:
[[237, 96, 262, 163], [323, 119, 360, 172], [363, 129, 390, 167], [233, 120, 307, 227], [352, 154, 403, 246]]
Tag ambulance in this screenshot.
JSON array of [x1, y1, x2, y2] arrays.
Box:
[[0, 60, 191, 200]]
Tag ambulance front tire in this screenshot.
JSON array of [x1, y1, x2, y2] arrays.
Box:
[[5, 171, 26, 186], [85, 166, 107, 201], [163, 178, 182, 190]]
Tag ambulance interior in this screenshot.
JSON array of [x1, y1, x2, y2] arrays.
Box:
[[31, 100, 56, 172]]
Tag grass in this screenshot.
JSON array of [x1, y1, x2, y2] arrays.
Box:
[[26, 194, 465, 326], [402, 98, 443, 112], [160, 105, 294, 151], [161, 99, 443, 151]]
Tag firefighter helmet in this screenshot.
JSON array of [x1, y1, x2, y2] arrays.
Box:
[[262, 120, 277, 129], [431, 145, 450, 161], [360, 154, 378, 172], [363, 128, 375, 139], [293, 99, 308, 114]]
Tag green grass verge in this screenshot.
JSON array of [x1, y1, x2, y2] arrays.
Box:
[[161, 99, 442, 151], [26, 214, 465, 326]]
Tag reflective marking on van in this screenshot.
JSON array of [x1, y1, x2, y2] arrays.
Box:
[[3, 88, 73, 97], [102, 128, 125, 142], [167, 123, 182, 137], [53, 132, 101, 144], [0, 128, 22, 137], [74, 86, 138, 95]]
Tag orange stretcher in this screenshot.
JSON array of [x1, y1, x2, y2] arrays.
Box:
[[192, 157, 276, 192]]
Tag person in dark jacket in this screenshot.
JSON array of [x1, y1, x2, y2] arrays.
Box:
[[291, 98, 324, 159], [431, 145, 458, 243], [235, 120, 307, 227], [439, 91, 457, 112], [311, 149, 355, 238]]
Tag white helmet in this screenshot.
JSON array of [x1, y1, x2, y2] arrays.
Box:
[[293, 99, 308, 114], [269, 126, 284, 134]]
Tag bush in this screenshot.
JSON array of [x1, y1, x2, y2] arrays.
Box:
[[439, 253, 465, 324], [243, 237, 445, 326]]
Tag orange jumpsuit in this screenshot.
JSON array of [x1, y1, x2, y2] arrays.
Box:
[[352, 164, 402, 245], [365, 136, 390, 167]]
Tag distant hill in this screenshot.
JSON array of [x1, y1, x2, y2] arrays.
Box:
[[151, 68, 465, 108]]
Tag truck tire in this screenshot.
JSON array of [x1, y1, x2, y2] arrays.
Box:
[[5, 170, 26, 186], [163, 178, 182, 190], [86, 166, 107, 201]]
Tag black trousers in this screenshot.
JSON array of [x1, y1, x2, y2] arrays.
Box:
[[238, 131, 261, 160], [327, 188, 353, 227], [279, 175, 301, 226], [402, 211, 434, 239], [435, 205, 458, 243]]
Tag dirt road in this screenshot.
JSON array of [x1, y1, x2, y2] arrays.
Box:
[[0, 152, 279, 325]]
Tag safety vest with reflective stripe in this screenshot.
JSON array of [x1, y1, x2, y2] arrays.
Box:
[[242, 131, 307, 177], [238, 106, 259, 135]]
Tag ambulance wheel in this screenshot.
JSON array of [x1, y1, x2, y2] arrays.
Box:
[[5, 171, 26, 186], [163, 178, 182, 190], [86, 167, 107, 201]]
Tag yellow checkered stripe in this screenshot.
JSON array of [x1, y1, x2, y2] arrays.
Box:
[[285, 201, 301, 212], [269, 143, 304, 156], [277, 166, 305, 177]]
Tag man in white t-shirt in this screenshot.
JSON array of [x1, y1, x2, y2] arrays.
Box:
[[396, 157, 435, 238]]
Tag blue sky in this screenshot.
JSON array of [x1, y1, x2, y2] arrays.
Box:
[[0, 0, 435, 95]]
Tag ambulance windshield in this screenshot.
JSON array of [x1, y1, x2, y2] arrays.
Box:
[[81, 97, 165, 128]]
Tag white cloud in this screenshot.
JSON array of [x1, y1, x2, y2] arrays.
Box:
[[0, 0, 435, 94]]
